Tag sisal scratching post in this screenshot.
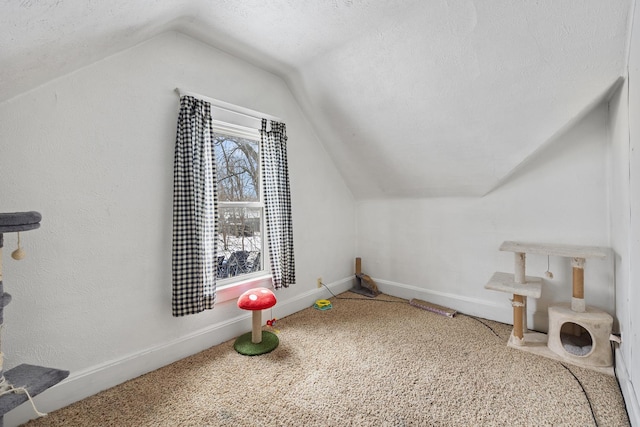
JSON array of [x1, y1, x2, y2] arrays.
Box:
[[512, 252, 527, 342], [251, 311, 262, 343], [514, 252, 526, 284], [571, 257, 585, 312], [352, 257, 380, 297], [512, 295, 525, 342]]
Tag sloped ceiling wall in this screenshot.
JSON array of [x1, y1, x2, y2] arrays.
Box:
[[0, 0, 632, 198]]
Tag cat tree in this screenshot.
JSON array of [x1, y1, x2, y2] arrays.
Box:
[[485, 241, 614, 375], [0, 212, 68, 426]]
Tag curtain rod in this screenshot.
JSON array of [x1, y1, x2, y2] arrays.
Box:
[[174, 88, 283, 123]]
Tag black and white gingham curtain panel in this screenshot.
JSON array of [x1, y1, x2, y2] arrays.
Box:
[[172, 96, 218, 317], [261, 119, 295, 289]]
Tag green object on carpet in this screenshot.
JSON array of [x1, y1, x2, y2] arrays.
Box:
[[313, 299, 332, 310], [234, 331, 279, 356]]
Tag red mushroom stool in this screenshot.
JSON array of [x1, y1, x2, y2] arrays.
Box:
[[234, 288, 279, 355]]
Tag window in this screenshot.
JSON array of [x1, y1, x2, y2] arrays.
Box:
[[213, 127, 265, 284], [172, 90, 289, 311]]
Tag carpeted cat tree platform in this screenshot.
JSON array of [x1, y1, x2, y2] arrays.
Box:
[[0, 212, 69, 426]]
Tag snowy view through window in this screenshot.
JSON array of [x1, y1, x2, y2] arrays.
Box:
[[214, 132, 263, 280]]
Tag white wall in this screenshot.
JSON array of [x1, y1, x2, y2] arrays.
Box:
[[0, 31, 355, 426], [356, 103, 613, 331], [629, 5, 640, 417], [611, 1, 640, 424]]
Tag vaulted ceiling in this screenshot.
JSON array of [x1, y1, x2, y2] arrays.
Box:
[[1, 0, 632, 198]]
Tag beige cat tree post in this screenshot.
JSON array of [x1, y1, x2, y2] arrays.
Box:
[[485, 241, 615, 375]]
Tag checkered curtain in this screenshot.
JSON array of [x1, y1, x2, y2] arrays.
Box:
[[172, 96, 218, 316], [261, 119, 295, 289]]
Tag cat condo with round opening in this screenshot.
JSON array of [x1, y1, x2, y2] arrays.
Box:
[[485, 241, 615, 375]]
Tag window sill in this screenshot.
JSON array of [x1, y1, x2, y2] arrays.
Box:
[[216, 274, 273, 304]]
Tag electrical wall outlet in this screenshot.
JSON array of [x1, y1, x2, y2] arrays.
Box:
[[317, 277, 322, 288]]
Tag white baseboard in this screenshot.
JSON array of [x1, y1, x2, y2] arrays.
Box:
[[616, 348, 640, 427], [374, 278, 513, 324], [5, 277, 353, 427]]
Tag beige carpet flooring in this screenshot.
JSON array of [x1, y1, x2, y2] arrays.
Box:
[[23, 292, 629, 426]]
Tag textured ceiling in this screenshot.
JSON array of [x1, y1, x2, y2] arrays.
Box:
[[0, 0, 632, 198]]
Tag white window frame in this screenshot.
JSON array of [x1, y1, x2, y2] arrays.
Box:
[[203, 104, 275, 303]]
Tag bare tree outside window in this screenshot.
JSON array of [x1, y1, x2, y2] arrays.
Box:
[[213, 133, 263, 280]]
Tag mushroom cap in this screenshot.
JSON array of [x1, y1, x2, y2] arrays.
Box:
[[237, 287, 277, 310]]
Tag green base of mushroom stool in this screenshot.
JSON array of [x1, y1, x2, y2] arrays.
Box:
[[234, 331, 279, 356]]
